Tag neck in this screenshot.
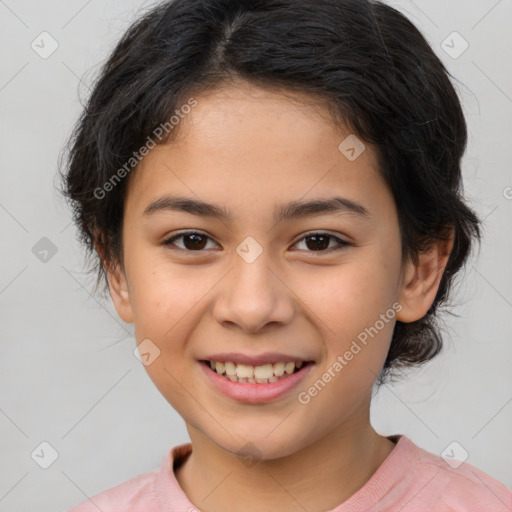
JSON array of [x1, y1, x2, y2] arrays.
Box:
[[175, 406, 396, 512]]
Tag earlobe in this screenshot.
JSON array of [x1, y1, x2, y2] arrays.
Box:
[[396, 232, 454, 323]]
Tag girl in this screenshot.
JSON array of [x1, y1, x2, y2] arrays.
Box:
[[61, 0, 512, 510]]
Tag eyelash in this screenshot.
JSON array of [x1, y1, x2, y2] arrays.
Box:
[[162, 231, 351, 254]]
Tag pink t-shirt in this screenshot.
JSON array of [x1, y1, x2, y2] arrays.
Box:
[[68, 434, 512, 511]]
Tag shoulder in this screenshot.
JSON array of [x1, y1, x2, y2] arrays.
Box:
[[67, 466, 160, 512], [392, 436, 512, 511], [66, 443, 193, 512]]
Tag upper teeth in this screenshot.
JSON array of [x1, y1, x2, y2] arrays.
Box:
[[209, 360, 303, 379]]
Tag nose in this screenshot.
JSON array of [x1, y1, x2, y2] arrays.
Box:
[[212, 250, 295, 334]]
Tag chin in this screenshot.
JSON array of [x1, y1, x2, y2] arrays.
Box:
[[210, 428, 312, 463]]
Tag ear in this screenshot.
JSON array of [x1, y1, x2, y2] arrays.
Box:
[[106, 263, 134, 324], [396, 230, 454, 323], [94, 240, 134, 324]]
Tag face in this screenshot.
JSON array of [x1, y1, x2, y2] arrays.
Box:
[[108, 81, 417, 460]]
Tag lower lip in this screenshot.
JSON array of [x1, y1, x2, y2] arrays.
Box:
[[199, 361, 314, 404]]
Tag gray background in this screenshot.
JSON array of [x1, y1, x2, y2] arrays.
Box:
[[0, 1, 511, 510]]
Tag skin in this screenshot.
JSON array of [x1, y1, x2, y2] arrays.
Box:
[[103, 80, 453, 512]]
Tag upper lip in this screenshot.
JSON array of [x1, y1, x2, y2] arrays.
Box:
[[201, 352, 313, 366]]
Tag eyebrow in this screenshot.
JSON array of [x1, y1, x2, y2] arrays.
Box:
[[143, 195, 371, 223]]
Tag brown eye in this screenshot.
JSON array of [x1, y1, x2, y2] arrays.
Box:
[[163, 231, 349, 254], [304, 234, 330, 251], [293, 232, 349, 253], [163, 231, 217, 251]]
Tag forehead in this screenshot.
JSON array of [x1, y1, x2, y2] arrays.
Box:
[[168, 83, 351, 164], [125, 82, 387, 216]]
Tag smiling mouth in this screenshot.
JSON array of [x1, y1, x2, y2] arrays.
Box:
[[200, 360, 311, 384]]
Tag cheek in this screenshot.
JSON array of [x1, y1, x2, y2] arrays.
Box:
[[311, 251, 401, 370], [310, 256, 400, 326], [126, 245, 195, 324]]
